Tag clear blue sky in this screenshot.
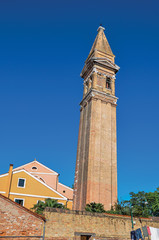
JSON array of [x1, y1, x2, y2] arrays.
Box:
[[0, 0, 159, 201]]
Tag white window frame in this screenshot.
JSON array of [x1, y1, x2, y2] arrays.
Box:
[[14, 198, 25, 206], [17, 178, 26, 188]]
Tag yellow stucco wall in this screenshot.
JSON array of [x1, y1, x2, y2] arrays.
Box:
[[0, 175, 7, 192], [0, 171, 72, 210], [9, 194, 67, 209]]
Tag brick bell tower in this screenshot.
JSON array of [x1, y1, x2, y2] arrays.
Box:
[[73, 26, 120, 211]]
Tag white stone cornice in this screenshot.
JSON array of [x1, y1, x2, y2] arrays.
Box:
[[80, 88, 118, 107], [84, 68, 96, 83], [96, 70, 115, 80], [92, 57, 120, 71], [84, 67, 115, 83], [92, 89, 118, 100], [93, 67, 97, 73]]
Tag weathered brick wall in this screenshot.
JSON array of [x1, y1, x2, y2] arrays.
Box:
[[44, 208, 159, 240], [0, 194, 44, 239]]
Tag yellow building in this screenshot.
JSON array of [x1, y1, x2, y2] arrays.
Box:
[[0, 159, 73, 210]]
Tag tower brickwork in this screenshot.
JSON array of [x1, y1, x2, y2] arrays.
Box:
[[73, 26, 120, 211]]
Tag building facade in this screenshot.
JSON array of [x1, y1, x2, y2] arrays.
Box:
[[0, 159, 73, 210], [73, 26, 120, 211], [0, 194, 45, 238]]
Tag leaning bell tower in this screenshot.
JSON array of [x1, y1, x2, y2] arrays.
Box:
[[73, 26, 120, 211]]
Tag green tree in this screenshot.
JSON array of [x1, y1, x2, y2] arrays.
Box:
[[107, 187, 159, 218], [106, 200, 131, 216], [85, 202, 105, 213], [31, 198, 66, 215], [129, 191, 150, 217], [146, 187, 159, 216]]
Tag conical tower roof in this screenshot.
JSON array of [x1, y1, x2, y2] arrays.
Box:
[[86, 26, 114, 61]]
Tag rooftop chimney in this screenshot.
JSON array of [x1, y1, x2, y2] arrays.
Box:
[[5, 164, 13, 198]]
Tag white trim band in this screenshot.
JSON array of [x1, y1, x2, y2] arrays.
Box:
[[10, 192, 67, 200]]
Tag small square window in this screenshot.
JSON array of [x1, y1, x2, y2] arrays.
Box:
[[15, 199, 24, 206], [18, 178, 25, 188]]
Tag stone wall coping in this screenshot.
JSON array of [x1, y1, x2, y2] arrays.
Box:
[[0, 194, 46, 221], [45, 207, 159, 222]]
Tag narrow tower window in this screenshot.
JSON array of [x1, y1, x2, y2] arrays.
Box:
[[106, 77, 111, 89], [85, 81, 89, 89]]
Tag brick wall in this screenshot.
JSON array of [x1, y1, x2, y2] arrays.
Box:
[[1, 196, 159, 240], [44, 208, 159, 240], [0, 194, 45, 239]]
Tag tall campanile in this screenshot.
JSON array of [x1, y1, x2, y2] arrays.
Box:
[[73, 26, 120, 211]]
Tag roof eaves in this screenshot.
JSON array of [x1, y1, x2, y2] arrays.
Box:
[[0, 194, 46, 221]]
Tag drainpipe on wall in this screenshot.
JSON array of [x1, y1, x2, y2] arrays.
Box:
[[5, 164, 13, 198], [42, 221, 46, 240], [66, 199, 68, 208]]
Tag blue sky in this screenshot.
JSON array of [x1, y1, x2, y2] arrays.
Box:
[[0, 0, 159, 201]]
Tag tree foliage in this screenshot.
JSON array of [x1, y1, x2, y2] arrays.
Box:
[[106, 200, 131, 216], [85, 187, 159, 217], [31, 198, 67, 215], [108, 187, 159, 218], [85, 202, 105, 213]]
